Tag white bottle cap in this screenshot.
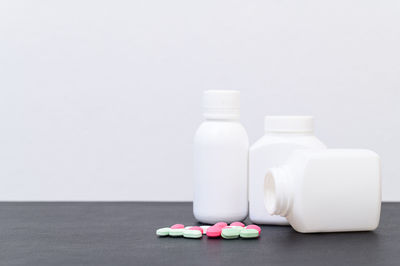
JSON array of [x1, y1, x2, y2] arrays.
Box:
[[203, 90, 240, 119], [264, 116, 314, 133]]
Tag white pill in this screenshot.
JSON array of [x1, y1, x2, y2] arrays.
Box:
[[200, 225, 211, 235]]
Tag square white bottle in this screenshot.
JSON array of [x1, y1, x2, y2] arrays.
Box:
[[264, 149, 381, 233], [249, 116, 326, 225]]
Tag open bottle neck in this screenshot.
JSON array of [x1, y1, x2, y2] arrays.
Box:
[[264, 167, 293, 217]]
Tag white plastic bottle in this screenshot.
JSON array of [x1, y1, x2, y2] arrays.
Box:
[[264, 149, 381, 233], [193, 90, 249, 224], [249, 116, 326, 225]]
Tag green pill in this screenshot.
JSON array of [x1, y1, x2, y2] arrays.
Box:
[[156, 227, 170, 237], [240, 229, 259, 238], [221, 227, 241, 239], [230, 226, 244, 232], [183, 229, 202, 239], [169, 228, 185, 237]]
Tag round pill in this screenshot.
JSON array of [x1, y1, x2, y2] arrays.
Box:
[[200, 225, 211, 234], [230, 222, 245, 227], [156, 227, 170, 237], [183, 229, 202, 239], [246, 224, 261, 234], [221, 227, 241, 239], [169, 228, 185, 237], [240, 228, 260, 238], [189, 226, 203, 234], [206, 226, 222, 237], [214, 222, 228, 228], [171, 224, 185, 229]]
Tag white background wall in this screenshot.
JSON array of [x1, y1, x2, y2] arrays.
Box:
[[0, 0, 399, 201]]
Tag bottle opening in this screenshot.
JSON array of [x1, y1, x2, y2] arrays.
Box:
[[264, 171, 277, 215]]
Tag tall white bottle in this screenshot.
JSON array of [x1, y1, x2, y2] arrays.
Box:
[[193, 90, 249, 224], [249, 116, 326, 225], [264, 149, 381, 233]]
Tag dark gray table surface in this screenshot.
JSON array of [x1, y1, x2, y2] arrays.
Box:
[[0, 202, 399, 266]]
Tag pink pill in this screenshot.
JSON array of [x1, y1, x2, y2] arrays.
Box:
[[246, 224, 261, 234], [214, 222, 228, 228], [230, 222, 245, 227], [189, 226, 203, 234], [171, 224, 185, 229], [206, 226, 222, 237]]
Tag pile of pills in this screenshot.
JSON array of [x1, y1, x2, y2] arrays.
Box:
[[156, 222, 261, 239]]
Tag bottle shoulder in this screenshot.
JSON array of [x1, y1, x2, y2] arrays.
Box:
[[194, 121, 249, 145], [195, 121, 248, 136]]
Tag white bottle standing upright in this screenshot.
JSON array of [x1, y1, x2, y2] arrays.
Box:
[[193, 90, 249, 224], [264, 149, 381, 233], [249, 116, 326, 225]]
